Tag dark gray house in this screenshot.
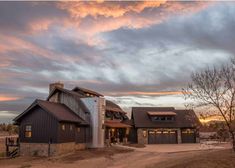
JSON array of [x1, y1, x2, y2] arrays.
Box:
[[131, 107, 201, 144], [14, 82, 130, 156], [14, 99, 89, 156]]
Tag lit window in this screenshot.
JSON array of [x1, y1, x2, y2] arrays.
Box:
[[70, 125, 73, 131], [77, 127, 80, 132], [62, 124, 65, 131], [25, 125, 32, 138]]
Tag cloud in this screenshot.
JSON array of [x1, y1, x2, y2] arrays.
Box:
[[106, 91, 185, 97], [0, 95, 20, 102], [104, 2, 235, 56], [0, 2, 67, 34], [0, 1, 233, 123], [58, 1, 167, 18], [57, 1, 211, 36]]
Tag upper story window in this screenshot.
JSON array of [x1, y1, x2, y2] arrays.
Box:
[[152, 116, 175, 122], [25, 125, 32, 138]]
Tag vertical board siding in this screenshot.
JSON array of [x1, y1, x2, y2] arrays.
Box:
[[57, 123, 76, 143], [75, 127, 86, 143], [60, 93, 86, 120], [19, 106, 58, 143]]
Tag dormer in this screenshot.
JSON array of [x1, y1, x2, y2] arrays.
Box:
[[147, 111, 176, 122]]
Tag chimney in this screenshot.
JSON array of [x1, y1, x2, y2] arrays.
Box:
[[49, 82, 64, 94]]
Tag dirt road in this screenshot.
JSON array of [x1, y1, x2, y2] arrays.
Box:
[[0, 143, 231, 168]]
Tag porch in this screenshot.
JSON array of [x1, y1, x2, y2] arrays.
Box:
[[104, 120, 131, 145]]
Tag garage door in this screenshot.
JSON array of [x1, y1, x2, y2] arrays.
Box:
[[181, 129, 196, 143], [148, 130, 177, 144]]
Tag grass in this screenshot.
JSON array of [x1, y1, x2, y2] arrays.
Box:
[[148, 149, 235, 168]]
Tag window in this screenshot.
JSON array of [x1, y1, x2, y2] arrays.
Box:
[[77, 127, 80, 133], [61, 124, 65, 131], [70, 125, 73, 131], [152, 116, 174, 122], [25, 125, 32, 138]]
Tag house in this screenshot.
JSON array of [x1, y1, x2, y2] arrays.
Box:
[[14, 82, 131, 156], [131, 107, 201, 144], [13, 82, 201, 156]]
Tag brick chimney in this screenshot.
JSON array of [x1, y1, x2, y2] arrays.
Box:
[[49, 82, 64, 94]]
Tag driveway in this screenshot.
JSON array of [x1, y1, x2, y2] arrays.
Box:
[[131, 142, 229, 153]]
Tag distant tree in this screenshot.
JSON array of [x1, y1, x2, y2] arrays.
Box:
[[183, 58, 235, 152]]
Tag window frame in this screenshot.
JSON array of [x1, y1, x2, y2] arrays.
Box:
[[25, 124, 32, 138]]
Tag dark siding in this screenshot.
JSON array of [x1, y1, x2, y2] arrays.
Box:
[[57, 123, 76, 143], [19, 106, 59, 143], [129, 128, 137, 143], [75, 127, 86, 143]]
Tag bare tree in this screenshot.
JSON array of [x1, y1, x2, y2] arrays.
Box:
[[183, 59, 235, 151]]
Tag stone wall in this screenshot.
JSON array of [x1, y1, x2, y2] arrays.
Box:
[[137, 129, 148, 144], [20, 142, 86, 157], [177, 128, 182, 144]]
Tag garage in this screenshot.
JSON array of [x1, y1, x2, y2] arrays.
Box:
[[148, 130, 177, 144], [181, 129, 196, 143]]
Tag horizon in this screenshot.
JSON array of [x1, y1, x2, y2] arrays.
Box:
[[0, 1, 234, 123]]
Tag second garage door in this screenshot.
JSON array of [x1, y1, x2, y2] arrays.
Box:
[[148, 130, 177, 144], [181, 129, 196, 143]]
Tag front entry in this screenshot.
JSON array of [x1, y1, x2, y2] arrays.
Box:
[[148, 130, 177, 144], [105, 128, 128, 143]]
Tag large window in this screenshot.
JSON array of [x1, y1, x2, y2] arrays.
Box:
[[25, 125, 32, 138], [152, 116, 175, 122]]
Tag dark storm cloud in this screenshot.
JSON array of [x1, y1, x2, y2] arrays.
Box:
[[100, 2, 233, 91], [0, 1, 67, 33], [105, 3, 235, 56]]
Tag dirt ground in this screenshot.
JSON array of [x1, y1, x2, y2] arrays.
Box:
[[148, 149, 235, 168], [0, 144, 234, 168], [0, 138, 6, 154]]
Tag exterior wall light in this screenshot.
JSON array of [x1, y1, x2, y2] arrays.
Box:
[[143, 130, 147, 137]]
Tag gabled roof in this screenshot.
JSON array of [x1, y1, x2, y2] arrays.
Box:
[[72, 86, 103, 97], [46, 87, 89, 113], [14, 100, 88, 125], [132, 107, 201, 128], [106, 100, 126, 113], [104, 120, 131, 128], [47, 87, 85, 100]]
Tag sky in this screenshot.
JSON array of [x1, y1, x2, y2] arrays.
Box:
[[0, 1, 235, 123]]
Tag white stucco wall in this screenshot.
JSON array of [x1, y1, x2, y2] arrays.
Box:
[[81, 97, 105, 148]]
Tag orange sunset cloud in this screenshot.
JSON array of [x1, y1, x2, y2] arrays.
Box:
[[56, 1, 211, 36], [106, 91, 185, 96], [58, 1, 167, 18], [0, 95, 20, 102]]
